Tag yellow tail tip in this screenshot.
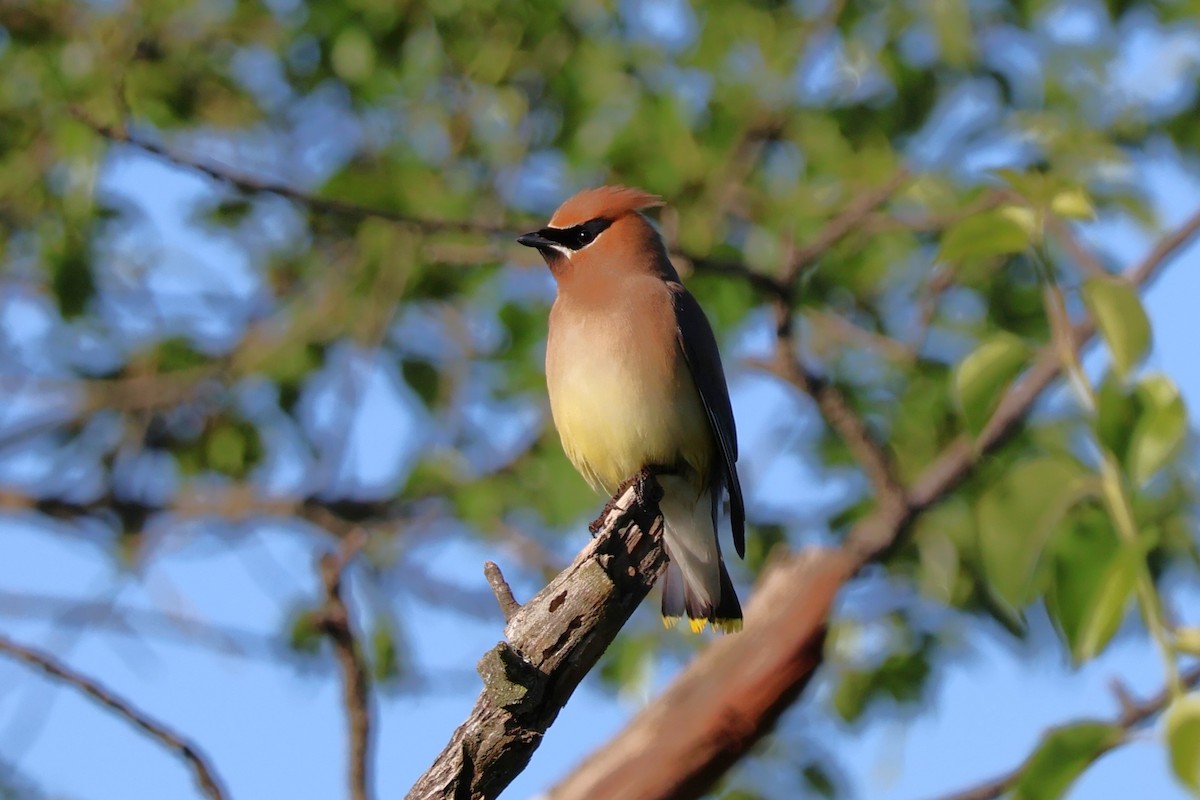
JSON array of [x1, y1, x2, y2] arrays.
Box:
[[660, 616, 743, 634]]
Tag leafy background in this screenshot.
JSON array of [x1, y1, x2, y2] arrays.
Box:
[[2, 0, 1200, 798]]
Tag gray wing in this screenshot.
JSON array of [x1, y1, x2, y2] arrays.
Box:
[[669, 283, 745, 558]]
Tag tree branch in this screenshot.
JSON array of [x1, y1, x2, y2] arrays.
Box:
[[406, 473, 665, 800], [758, 351, 908, 521], [548, 204, 1200, 800], [70, 108, 518, 237], [932, 664, 1200, 800], [782, 167, 912, 288], [314, 531, 373, 800], [549, 548, 850, 800], [0, 590, 287, 661], [0, 633, 228, 800]]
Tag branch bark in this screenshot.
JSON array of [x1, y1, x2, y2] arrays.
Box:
[[314, 531, 373, 800], [548, 205, 1200, 800], [549, 548, 851, 800], [0, 634, 228, 800], [406, 474, 665, 800]]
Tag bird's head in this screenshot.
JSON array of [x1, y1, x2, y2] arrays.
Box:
[[517, 185, 671, 280]]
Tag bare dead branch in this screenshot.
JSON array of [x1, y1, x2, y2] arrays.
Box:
[[314, 531, 373, 800], [483, 561, 521, 623], [406, 474, 665, 800], [550, 204, 1200, 800], [0, 633, 228, 800], [932, 664, 1200, 800]]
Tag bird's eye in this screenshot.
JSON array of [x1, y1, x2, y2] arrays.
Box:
[[575, 229, 594, 247]]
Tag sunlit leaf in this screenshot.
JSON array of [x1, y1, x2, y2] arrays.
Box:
[[1095, 372, 1139, 465], [939, 210, 1032, 262], [953, 332, 1031, 435], [1073, 546, 1137, 662], [1048, 509, 1132, 663], [1126, 373, 1187, 485], [1174, 627, 1200, 657], [331, 26, 376, 83], [978, 456, 1096, 609], [1051, 188, 1095, 220], [1165, 693, 1200, 793], [1082, 277, 1151, 380]]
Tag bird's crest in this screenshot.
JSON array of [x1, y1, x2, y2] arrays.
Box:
[[549, 185, 664, 228]]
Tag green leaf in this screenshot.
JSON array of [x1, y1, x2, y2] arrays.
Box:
[[205, 424, 247, 476], [289, 611, 322, 654], [939, 210, 1032, 262], [800, 763, 837, 799], [157, 337, 209, 372], [1048, 510, 1134, 663], [1174, 627, 1200, 657], [371, 623, 401, 682], [402, 359, 440, 407], [978, 456, 1096, 609], [50, 237, 95, 319], [1073, 546, 1137, 661], [1165, 693, 1200, 793], [1095, 373, 1139, 465], [1012, 722, 1123, 800], [1126, 374, 1187, 485], [1082, 277, 1151, 380], [1051, 188, 1094, 220], [832, 668, 872, 722], [954, 332, 1031, 435], [331, 27, 376, 83]]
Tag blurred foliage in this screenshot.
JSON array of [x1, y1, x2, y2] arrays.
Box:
[[2, 0, 1200, 797]]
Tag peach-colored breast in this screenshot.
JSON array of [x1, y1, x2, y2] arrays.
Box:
[[545, 272, 713, 494]]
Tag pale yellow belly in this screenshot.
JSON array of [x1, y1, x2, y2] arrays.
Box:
[[546, 310, 712, 495]]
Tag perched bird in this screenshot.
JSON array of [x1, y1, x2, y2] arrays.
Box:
[[517, 186, 745, 633]]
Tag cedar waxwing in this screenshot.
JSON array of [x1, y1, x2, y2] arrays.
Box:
[[517, 186, 745, 633]]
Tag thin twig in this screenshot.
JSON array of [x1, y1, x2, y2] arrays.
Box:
[[1046, 214, 1110, 277], [756, 351, 907, 519], [0, 590, 286, 661], [70, 107, 517, 236], [0, 634, 228, 800], [931, 665, 1200, 800], [315, 531, 373, 800], [483, 561, 521, 623], [782, 167, 912, 287]]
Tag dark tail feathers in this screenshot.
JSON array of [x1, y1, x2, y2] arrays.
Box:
[[661, 557, 742, 633]]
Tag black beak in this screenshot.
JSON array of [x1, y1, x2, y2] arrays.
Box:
[[516, 230, 555, 250]]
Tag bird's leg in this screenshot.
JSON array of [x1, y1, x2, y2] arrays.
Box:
[[589, 465, 666, 535]]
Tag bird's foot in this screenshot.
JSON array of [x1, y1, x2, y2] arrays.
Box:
[[588, 466, 665, 535]]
